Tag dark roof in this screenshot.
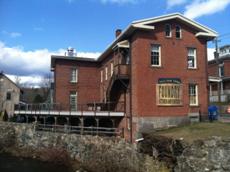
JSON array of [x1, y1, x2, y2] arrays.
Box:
[[220, 45, 230, 50], [51, 55, 98, 70], [208, 55, 230, 65]]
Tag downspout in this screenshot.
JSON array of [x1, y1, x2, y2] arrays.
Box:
[[129, 38, 133, 143]]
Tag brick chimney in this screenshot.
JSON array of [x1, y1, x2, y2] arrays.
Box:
[[115, 29, 122, 38]]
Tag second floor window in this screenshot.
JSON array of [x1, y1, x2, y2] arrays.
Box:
[[176, 25, 181, 39], [6, 92, 11, 100], [101, 70, 103, 83], [165, 24, 171, 37], [151, 44, 161, 66], [111, 62, 114, 76], [187, 48, 197, 69], [70, 68, 78, 83], [105, 67, 108, 80], [219, 64, 224, 77]]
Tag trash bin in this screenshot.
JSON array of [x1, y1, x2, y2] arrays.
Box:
[[208, 105, 218, 122]]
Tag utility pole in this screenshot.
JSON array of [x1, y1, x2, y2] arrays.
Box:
[[213, 37, 221, 103]]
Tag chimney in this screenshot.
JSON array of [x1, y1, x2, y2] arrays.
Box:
[[66, 47, 76, 57], [115, 29, 122, 38]]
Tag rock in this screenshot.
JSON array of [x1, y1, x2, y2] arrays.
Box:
[[175, 136, 230, 172]]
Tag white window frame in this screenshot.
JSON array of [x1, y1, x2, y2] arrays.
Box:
[[187, 48, 197, 69], [219, 64, 224, 77], [70, 92, 77, 111], [105, 66, 108, 80], [156, 84, 182, 106], [189, 84, 198, 106], [165, 24, 172, 38], [111, 62, 114, 76], [101, 70, 103, 83], [70, 68, 78, 83], [175, 25, 182, 39], [151, 44, 161, 67]]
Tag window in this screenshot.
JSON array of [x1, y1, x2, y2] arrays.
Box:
[[219, 64, 224, 77], [111, 62, 114, 76], [70, 92, 77, 111], [105, 67, 108, 80], [70, 68, 78, 83], [176, 25, 181, 39], [157, 84, 182, 106], [165, 24, 171, 37], [101, 70, 103, 83], [189, 84, 198, 106], [187, 48, 197, 69], [6, 92, 11, 100], [151, 45, 161, 66]]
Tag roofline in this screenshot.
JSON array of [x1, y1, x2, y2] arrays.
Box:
[[220, 45, 230, 49], [0, 72, 21, 90], [51, 55, 98, 70], [97, 13, 218, 62], [132, 13, 218, 35]]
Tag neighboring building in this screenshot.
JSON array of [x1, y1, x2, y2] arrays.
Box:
[[208, 45, 230, 103], [51, 13, 217, 141], [0, 72, 21, 118]]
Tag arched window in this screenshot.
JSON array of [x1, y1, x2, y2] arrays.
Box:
[[165, 24, 171, 37], [176, 25, 182, 39]]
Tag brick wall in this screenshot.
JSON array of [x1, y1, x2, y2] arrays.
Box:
[[54, 59, 100, 110], [130, 20, 209, 119]]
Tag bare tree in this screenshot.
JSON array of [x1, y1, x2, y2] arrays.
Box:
[[14, 75, 22, 87], [40, 73, 53, 103]]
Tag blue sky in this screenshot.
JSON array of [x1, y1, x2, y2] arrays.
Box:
[[0, 0, 230, 86]]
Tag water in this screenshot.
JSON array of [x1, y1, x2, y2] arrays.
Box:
[[0, 153, 73, 172]]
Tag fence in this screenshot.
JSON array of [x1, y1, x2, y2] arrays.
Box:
[[15, 102, 125, 113], [35, 123, 121, 136]]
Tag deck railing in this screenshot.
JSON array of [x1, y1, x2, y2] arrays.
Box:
[[15, 101, 125, 113], [113, 64, 130, 78]]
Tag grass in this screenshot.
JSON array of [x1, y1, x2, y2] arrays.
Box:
[[155, 122, 230, 143]]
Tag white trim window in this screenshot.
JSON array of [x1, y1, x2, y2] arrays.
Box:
[[175, 25, 182, 39], [187, 48, 197, 69], [70, 92, 77, 111], [219, 64, 224, 77], [189, 84, 198, 106], [165, 24, 171, 37], [105, 66, 108, 80], [101, 70, 103, 83], [151, 44, 161, 66], [70, 68, 78, 83], [111, 62, 114, 76]]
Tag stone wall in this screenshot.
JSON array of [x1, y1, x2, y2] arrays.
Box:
[[0, 122, 168, 172], [175, 136, 230, 172]]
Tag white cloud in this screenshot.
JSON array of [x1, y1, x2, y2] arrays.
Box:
[[184, 0, 230, 19], [1, 30, 22, 38], [207, 48, 215, 61], [6, 74, 43, 88], [0, 41, 101, 86], [167, 0, 188, 8]]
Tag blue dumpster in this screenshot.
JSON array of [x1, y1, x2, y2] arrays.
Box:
[[208, 105, 218, 121]]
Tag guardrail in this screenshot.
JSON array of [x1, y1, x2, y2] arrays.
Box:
[[35, 123, 121, 136], [15, 102, 125, 113]]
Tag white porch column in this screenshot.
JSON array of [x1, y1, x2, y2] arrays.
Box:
[[209, 84, 212, 96], [221, 81, 224, 95]]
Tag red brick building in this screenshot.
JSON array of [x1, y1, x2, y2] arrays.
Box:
[[208, 45, 230, 103], [51, 13, 217, 141]]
